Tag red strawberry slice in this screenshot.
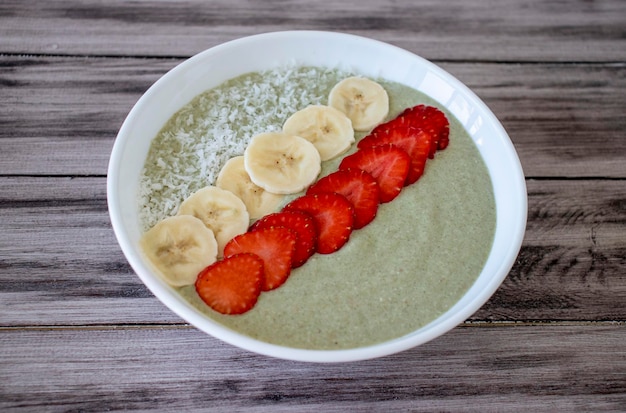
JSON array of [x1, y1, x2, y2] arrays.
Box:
[[284, 193, 354, 254], [249, 210, 317, 268], [372, 105, 450, 156], [224, 227, 297, 291], [195, 253, 263, 315], [358, 123, 432, 185], [338, 144, 410, 203], [399, 105, 450, 152], [371, 112, 434, 155], [307, 168, 379, 229]]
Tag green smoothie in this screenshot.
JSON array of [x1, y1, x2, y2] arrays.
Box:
[[140, 66, 496, 350]]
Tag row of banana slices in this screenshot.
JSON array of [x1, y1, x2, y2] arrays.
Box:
[[141, 76, 390, 287]]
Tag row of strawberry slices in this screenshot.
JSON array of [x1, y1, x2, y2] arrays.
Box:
[[196, 105, 450, 315]]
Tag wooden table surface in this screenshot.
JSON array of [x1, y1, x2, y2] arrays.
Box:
[[2, 1, 625, 411]]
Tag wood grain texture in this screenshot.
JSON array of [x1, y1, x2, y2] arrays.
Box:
[[472, 179, 626, 321], [1, 177, 624, 326], [1, 1, 625, 409], [445, 62, 626, 178], [0, 56, 176, 176], [1, 325, 625, 412], [0, 176, 182, 326], [1, 0, 625, 62], [1, 56, 625, 177]]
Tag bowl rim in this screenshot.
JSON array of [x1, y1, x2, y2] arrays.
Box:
[[107, 30, 527, 363]]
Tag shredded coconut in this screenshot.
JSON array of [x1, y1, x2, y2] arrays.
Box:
[[138, 65, 350, 231]]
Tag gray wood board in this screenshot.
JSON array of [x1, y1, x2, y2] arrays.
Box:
[[1, 0, 625, 62], [1, 57, 625, 177], [1, 325, 624, 412], [1, 177, 624, 326]]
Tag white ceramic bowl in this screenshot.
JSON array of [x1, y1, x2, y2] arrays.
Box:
[[107, 31, 527, 363]]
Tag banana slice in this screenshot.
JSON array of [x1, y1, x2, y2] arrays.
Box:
[[282, 105, 355, 161], [244, 132, 321, 194], [140, 215, 218, 287], [177, 185, 250, 257], [215, 156, 284, 220], [328, 77, 389, 132]]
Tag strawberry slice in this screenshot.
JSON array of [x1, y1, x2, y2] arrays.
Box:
[[399, 105, 450, 152], [224, 227, 297, 291], [372, 105, 450, 156], [307, 168, 379, 229], [249, 210, 317, 268], [338, 144, 410, 203], [284, 193, 354, 254], [195, 253, 263, 315], [358, 122, 432, 185]]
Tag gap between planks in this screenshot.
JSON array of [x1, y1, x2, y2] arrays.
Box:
[[2, 175, 626, 181], [2, 52, 625, 66], [1, 320, 623, 332]]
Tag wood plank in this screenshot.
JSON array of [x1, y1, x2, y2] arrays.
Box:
[[0, 56, 177, 176], [444, 62, 626, 178], [0, 176, 182, 325], [1, 177, 624, 326], [1, 56, 625, 177], [1, 0, 625, 62], [0, 325, 624, 412], [472, 179, 626, 321]]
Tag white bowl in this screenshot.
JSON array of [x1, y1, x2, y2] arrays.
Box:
[[107, 31, 527, 363]]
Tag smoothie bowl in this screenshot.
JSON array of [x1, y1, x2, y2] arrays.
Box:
[[107, 31, 526, 362]]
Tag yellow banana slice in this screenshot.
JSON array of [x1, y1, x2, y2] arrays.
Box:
[[328, 76, 389, 132], [244, 132, 321, 194], [177, 185, 250, 257], [215, 156, 284, 220], [282, 105, 355, 161], [140, 215, 218, 287]]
